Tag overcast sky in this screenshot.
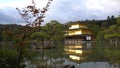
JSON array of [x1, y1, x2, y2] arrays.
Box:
[[0, 0, 120, 25]]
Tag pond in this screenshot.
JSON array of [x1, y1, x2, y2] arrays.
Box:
[[26, 41, 120, 68]]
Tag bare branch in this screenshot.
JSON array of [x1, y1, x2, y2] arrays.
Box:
[[16, 0, 53, 27]]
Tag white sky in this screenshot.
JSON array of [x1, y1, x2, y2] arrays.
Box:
[[0, 0, 120, 25]]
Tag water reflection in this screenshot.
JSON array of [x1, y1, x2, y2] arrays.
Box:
[[64, 42, 119, 68], [65, 45, 82, 49], [64, 49, 83, 54], [64, 61, 119, 68], [27, 42, 120, 68], [64, 42, 92, 62], [69, 55, 80, 60]]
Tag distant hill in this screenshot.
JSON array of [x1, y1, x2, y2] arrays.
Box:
[[0, 11, 22, 24]]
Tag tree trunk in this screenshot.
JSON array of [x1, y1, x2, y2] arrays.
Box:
[[110, 39, 113, 45], [16, 47, 23, 68]]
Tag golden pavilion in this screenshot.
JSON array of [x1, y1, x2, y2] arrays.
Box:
[[64, 21, 93, 44]]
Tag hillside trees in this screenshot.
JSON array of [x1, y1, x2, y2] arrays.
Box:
[[31, 20, 65, 46], [103, 16, 120, 45]]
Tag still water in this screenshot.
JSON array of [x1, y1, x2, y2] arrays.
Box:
[[26, 42, 120, 68], [63, 42, 119, 68]]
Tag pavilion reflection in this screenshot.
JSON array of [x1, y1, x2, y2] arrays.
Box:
[[64, 42, 92, 62]]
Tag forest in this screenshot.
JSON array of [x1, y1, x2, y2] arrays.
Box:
[[1, 15, 120, 42]]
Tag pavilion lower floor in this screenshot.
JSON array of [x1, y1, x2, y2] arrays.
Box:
[[64, 35, 93, 44]]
